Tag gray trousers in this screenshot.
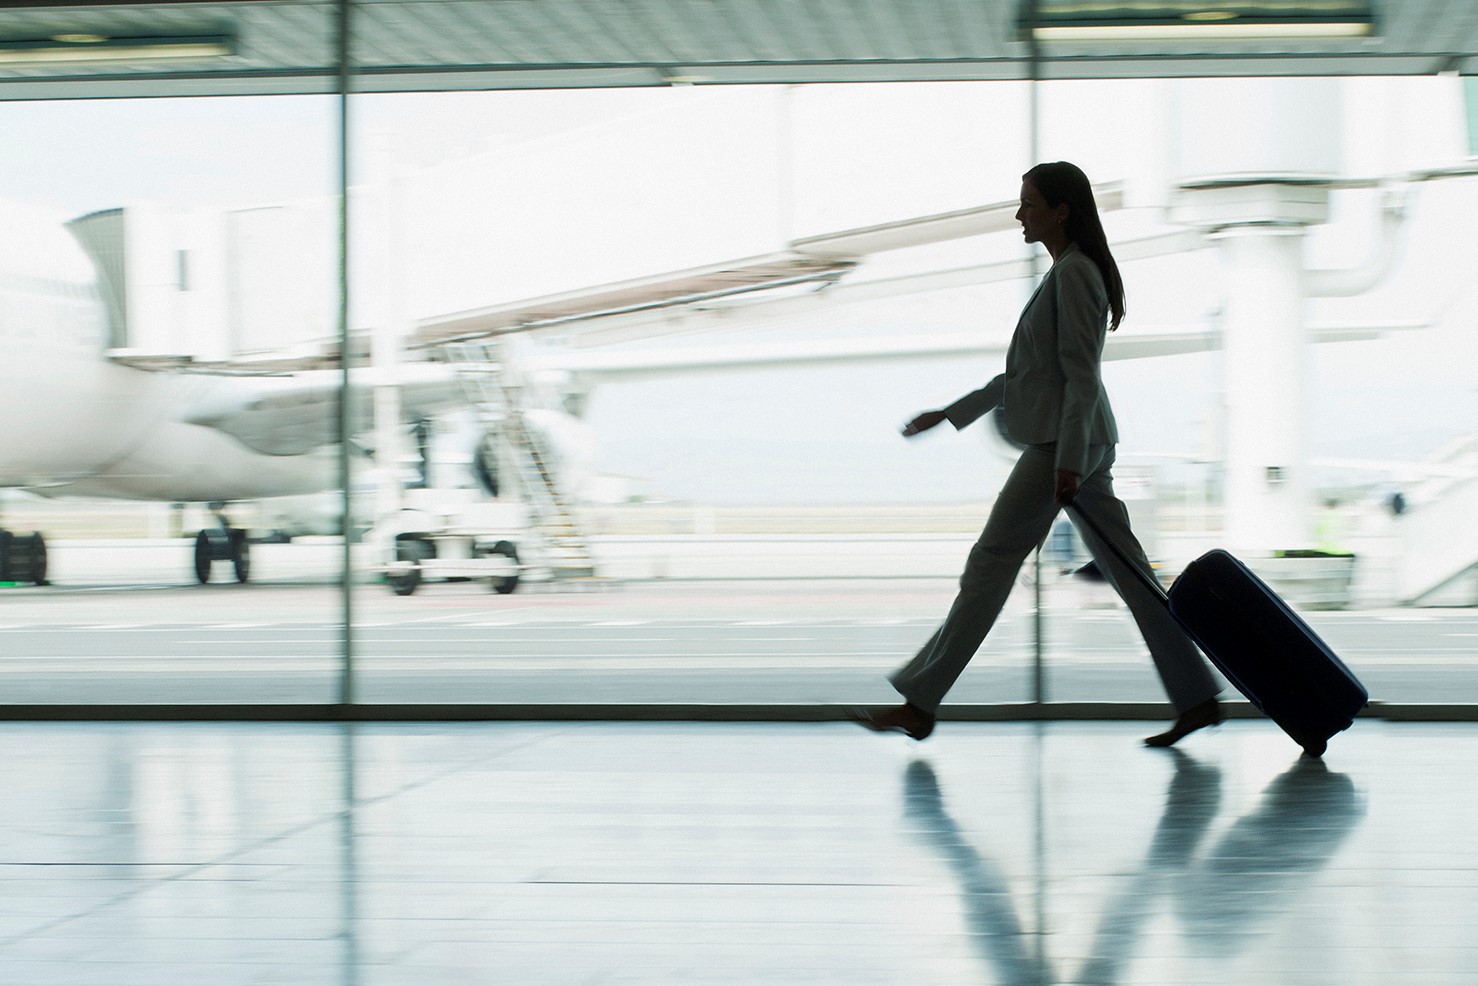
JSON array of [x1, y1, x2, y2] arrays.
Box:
[[891, 443, 1221, 714]]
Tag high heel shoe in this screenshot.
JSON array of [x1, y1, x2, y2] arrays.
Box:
[[1144, 697, 1222, 748], [848, 703, 936, 741]]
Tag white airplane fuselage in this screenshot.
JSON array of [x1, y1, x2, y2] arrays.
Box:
[[0, 201, 334, 505], [0, 343, 335, 501]]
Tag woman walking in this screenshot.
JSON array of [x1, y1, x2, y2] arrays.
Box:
[[853, 162, 1222, 747]]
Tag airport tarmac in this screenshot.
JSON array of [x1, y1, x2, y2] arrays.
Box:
[[1, 541, 1474, 708]]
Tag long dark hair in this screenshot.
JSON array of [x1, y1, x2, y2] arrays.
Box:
[[1023, 161, 1125, 331]]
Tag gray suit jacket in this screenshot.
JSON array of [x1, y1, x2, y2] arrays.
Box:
[[942, 244, 1119, 477]]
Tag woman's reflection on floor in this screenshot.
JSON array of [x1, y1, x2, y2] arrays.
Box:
[[903, 750, 1364, 985], [904, 759, 1048, 985]]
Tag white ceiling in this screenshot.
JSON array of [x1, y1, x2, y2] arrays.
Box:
[[0, 0, 1475, 100]]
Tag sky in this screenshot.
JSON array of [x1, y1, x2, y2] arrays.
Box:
[[1, 78, 1474, 505]]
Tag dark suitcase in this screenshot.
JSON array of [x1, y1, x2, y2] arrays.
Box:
[[1068, 504, 1368, 757]]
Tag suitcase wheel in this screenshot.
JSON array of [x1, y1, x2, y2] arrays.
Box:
[[1300, 736, 1328, 759]]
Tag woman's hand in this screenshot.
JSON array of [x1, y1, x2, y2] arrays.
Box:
[[1054, 469, 1080, 505], [902, 410, 947, 437]]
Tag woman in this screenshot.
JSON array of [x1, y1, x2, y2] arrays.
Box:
[[853, 162, 1222, 748]]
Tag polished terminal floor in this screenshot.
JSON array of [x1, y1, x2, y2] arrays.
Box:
[[0, 720, 1472, 985]]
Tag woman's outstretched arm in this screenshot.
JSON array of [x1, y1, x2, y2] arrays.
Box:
[[902, 373, 1007, 438]]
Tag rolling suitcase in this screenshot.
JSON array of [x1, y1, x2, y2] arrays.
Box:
[[1067, 502, 1368, 758]]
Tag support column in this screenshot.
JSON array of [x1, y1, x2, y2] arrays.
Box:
[[1214, 225, 1310, 552], [1170, 180, 1330, 554]]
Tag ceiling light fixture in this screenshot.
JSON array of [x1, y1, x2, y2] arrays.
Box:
[[0, 33, 235, 66], [1022, 1, 1376, 42]]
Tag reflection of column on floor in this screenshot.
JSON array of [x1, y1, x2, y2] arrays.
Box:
[[337, 726, 361, 980]]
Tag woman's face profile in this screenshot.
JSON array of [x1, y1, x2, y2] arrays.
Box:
[[1015, 180, 1061, 246]]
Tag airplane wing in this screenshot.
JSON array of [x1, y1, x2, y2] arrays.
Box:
[[175, 363, 465, 456]]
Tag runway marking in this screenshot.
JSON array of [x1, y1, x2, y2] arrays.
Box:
[[64, 584, 180, 593], [367, 611, 522, 629]]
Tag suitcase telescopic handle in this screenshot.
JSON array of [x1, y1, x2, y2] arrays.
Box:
[[1063, 500, 1171, 607]]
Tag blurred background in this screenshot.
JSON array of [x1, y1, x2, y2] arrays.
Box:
[[0, 1, 1474, 709]]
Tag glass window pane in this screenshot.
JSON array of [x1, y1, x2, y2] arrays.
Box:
[[343, 83, 1045, 706], [0, 89, 342, 704]]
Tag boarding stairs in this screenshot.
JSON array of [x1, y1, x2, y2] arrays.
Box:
[[444, 341, 598, 585]]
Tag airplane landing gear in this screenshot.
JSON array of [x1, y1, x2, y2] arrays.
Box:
[[193, 506, 251, 584], [0, 530, 48, 586]]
